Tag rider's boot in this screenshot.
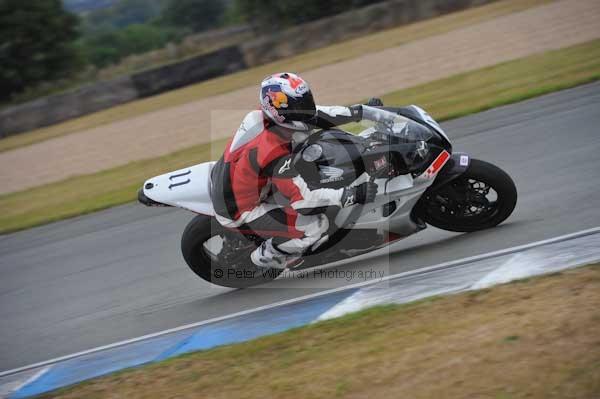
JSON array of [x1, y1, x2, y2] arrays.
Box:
[[251, 239, 301, 269]]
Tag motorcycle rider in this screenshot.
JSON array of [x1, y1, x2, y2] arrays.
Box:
[[210, 72, 394, 269]]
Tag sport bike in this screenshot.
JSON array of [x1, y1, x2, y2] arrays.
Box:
[[138, 105, 517, 288]]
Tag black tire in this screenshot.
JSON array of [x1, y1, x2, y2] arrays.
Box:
[[181, 215, 283, 288], [415, 159, 517, 232]]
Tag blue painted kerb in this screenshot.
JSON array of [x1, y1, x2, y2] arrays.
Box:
[[12, 289, 356, 398]]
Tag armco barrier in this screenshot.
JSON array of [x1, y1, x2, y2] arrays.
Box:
[[131, 46, 247, 97], [0, 46, 246, 138], [0, 76, 138, 138]]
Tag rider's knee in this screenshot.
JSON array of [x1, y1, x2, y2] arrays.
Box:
[[296, 213, 329, 242]]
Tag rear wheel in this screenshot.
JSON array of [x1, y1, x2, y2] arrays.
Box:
[[415, 159, 517, 232], [181, 215, 283, 288]]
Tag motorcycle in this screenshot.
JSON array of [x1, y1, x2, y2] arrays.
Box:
[[138, 105, 517, 288]]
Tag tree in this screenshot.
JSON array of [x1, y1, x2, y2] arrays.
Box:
[[118, 24, 173, 55], [161, 0, 225, 33], [81, 30, 123, 68], [83, 0, 166, 33], [233, 0, 382, 28], [82, 24, 177, 68], [0, 0, 82, 102]]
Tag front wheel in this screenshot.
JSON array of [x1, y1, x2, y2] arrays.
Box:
[[181, 215, 283, 288], [415, 159, 517, 232]]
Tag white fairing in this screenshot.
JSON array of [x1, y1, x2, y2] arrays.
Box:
[[334, 172, 434, 236], [230, 110, 263, 152], [143, 162, 216, 215], [334, 144, 452, 236]]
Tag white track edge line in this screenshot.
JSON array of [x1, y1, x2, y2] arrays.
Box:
[[9, 367, 50, 394], [2, 226, 599, 378]]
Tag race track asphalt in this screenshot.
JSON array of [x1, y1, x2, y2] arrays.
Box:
[[1, 83, 600, 371]]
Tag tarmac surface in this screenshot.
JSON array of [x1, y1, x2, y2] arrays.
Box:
[[1, 83, 600, 371]]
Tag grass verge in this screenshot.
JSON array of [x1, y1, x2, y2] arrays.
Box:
[[39, 264, 600, 399], [0, 0, 551, 153], [1, 39, 599, 235]]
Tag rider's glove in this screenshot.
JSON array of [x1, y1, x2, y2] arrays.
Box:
[[366, 97, 384, 107], [341, 182, 378, 207]]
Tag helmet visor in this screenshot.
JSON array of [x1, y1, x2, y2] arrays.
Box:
[[280, 90, 316, 123]]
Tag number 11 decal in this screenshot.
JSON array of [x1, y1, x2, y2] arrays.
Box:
[[169, 170, 191, 189]]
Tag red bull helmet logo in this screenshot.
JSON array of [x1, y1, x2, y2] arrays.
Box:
[[261, 85, 288, 123], [266, 89, 288, 109]]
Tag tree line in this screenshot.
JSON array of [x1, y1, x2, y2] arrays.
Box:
[[0, 0, 383, 102]]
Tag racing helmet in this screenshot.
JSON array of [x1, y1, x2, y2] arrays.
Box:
[[259, 72, 316, 131]]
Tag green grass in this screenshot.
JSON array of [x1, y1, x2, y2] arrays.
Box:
[[1, 39, 599, 235], [379, 40, 600, 120], [0, 0, 550, 153], [0, 138, 227, 233], [39, 264, 600, 399]]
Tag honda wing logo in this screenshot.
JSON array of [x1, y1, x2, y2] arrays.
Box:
[[320, 166, 344, 183]]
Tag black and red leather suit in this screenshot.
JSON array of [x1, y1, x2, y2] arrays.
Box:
[[210, 105, 362, 255]]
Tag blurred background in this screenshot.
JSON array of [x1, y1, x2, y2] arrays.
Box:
[[0, 0, 384, 105]]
